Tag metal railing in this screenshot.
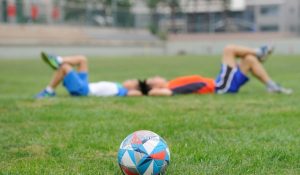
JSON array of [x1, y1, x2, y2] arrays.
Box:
[[1, 0, 299, 35]]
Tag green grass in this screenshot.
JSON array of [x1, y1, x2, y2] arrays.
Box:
[[0, 55, 299, 174]]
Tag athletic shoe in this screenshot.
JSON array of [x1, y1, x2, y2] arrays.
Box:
[[267, 85, 293, 95], [257, 45, 274, 62], [35, 89, 56, 99], [41, 52, 61, 70]]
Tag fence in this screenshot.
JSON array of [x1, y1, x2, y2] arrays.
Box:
[[0, 0, 299, 35], [0, 0, 137, 27]]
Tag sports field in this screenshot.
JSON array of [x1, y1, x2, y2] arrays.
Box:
[[0, 55, 299, 174]]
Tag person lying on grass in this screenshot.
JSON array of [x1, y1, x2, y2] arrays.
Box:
[[141, 44, 293, 96], [35, 53, 148, 98]]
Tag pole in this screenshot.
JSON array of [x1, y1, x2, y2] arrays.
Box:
[[208, 0, 214, 33], [112, 0, 117, 27], [223, 0, 230, 32]]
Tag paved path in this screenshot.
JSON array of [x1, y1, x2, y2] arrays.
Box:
[[1, 39, 300, 59], [0, 45, 165, 59]]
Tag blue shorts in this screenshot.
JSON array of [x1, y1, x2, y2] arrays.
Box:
[[116, 83, 128, 96], [63, 70, 89, 96], [215, 64, 249, 93]]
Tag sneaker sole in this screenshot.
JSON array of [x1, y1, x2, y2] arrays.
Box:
[[41, 52, 57, 70]]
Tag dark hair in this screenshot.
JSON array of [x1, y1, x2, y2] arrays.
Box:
[[138, 79, 151, 95]]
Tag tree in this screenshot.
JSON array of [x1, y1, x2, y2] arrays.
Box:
[[64, 0, 133, 27], [146, 0, 160, 34], [163, 0, 180, 33], [146, 0, 179, 34], [98, 0, 132, 27]]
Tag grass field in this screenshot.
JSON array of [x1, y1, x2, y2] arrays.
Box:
[[0, 55, 299, 174]]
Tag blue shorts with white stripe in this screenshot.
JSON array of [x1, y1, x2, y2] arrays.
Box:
[[215, 64, 249, 94]]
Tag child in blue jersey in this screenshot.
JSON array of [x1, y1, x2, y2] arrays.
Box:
[[35, 52, 142, 98]]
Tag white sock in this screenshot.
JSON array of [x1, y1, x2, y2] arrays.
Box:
[[266, 80, 279, 90], [255, 48, 262, 58], [46, 86, 54, 93], [56, 56, 63, 64]]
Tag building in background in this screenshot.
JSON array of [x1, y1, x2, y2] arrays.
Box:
[[249, 0, 300, 33], [158, 0, 300, 34], [0, 0, 299, 35], [131, 0, 150, 29], [0, 0, 64, 24]]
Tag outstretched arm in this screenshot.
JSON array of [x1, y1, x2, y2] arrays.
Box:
[[148, 88, 173, 96], [127, 90, 143, 96]]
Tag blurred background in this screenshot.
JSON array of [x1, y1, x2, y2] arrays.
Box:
[[1, 0, 300, 57]]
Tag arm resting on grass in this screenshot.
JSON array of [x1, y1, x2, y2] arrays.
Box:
[[149, 88, 173, 96], [127, 90, 143, 96]]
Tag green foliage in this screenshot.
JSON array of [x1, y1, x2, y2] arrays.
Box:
[[149, 23, 159, 34], [0, 55, 299, 174], [63, 0, 133, 27], [164, 0, 180, 7], [146, 0, 161, 36], [146, 0, 161, 10], [101, 0, 132, 8]]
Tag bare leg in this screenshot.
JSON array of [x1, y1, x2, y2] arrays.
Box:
[[222, 44, 257, 67], [36, 55, 90, 98], [219, 45, 292, 94], [46, 55, 88, 89], [61, 55, 88, 72], [239, 54, 292, 94], [239, 54, 271, 84], [48, 64, 73, 89]]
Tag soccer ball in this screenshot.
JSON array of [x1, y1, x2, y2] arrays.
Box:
[[118, 130, 170, 175]]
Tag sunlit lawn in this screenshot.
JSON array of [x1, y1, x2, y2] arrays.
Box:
[[0, 55, 299, 174]]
